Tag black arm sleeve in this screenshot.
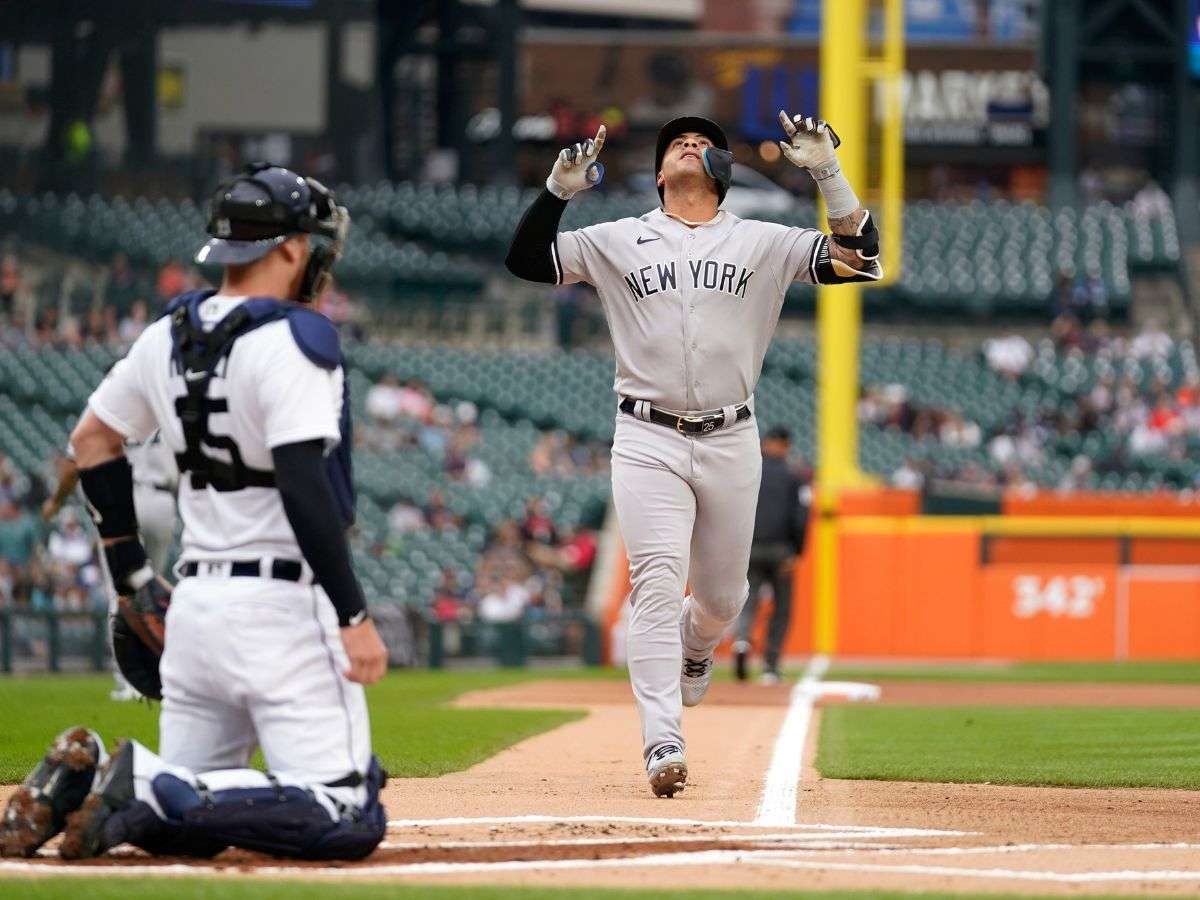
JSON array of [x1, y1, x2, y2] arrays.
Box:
[[273, 439, 367, 627], [504, 188, 569, 284]]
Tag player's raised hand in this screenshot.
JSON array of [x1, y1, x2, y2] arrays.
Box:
[[340, 617, 388, 685], [547, 125, 606, 200], [777, 110, 841, 173]]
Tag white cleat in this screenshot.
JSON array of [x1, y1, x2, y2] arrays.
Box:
[[680, 656, 714, 707], [646, 743, 687, 798]]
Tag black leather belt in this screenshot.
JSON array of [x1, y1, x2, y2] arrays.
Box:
[[180, 559, 304, 582], [619, 397, 752, 434]]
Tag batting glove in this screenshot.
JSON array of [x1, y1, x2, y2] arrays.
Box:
[[778, 110, 842, 177], [547, 125, 606, 200]]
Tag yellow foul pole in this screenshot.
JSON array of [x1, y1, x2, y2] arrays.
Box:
[[813, 0, 904, 654]]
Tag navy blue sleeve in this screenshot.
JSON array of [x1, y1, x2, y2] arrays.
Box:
[[273, 439, 367, 627]]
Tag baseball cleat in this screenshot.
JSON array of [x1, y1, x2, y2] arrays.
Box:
[[0, 727, 108, 858], [647, 743, 687, 798], [732, 641, 750, 682], [680, 656, 714, 707], [60, 740, 135, 860]]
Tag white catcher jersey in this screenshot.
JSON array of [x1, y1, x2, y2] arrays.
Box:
[[554, 208, 823, 412], [89, 294, 344, 562]]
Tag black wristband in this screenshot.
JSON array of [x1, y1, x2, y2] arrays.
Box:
[[104, 539, 152, 594], [79, 457, 140, 539]]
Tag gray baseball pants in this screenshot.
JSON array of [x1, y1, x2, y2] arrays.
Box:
[[611, 412, 761, 763]]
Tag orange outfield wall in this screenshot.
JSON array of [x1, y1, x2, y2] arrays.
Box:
[[781, 520, 1200, 660]]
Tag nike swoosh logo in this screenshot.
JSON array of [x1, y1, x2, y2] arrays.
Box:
[[636, 236, 660, 245]]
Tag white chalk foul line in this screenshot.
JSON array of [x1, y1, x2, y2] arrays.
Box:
[[753, 654, 828, 827], [9, 848, 1200, 884], [384, 813, 966, 837], [744, 855, 1200, 884]]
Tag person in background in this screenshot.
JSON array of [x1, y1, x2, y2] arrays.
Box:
[[732, 427, 808, 685]]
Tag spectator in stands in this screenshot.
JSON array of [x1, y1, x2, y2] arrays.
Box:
[[1130, 319, 1172, 360], [46, 510, 93, 570], [891, 458, 926, 491], [155, 258, 188, 302], [984, 333, 1033, 380], [477, 577, 531, 625], [397, 379, 435, 422], [0, 496, 39, 569], [118, 300, 149, 344], [0, 558, 14, 608], [366, 373, 405, 425], [1075, 268, 1108, 322], [429, 567, 470, 654], [521, 497, 557, 547], [1133, 179, 1172, 219], [939, 410, 982, 449], [0, 253, 20, 320], [422, 489, 461, 531], [387, 499, 424, 537], [558, 525, 597, 575], [317, 285, 363, 341]]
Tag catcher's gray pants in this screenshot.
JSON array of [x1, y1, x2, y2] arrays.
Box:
[[611, 413, 761, 763]]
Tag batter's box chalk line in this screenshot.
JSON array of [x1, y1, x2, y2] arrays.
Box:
[[9, 847, 1200, 884]]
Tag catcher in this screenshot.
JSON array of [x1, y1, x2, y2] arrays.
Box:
[[0, 163, 389, 861]]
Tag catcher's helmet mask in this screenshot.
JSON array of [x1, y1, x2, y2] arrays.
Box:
[[195, 162, 350, 302], [655, 115, 731, 205]]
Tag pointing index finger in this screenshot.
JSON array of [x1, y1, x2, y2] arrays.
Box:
[[778, 109, 797, 137], [592, 124, 606, 155]]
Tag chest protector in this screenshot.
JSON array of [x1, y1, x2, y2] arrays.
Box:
[[165, 289, 356, 527]]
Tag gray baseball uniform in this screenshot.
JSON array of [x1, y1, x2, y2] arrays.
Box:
[[555, 207, 823, 760]]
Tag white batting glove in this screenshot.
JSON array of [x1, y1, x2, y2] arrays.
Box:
[[547, 125, 606, 200], [777, 110, 841, 177]]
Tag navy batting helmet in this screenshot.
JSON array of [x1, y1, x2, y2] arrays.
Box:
[[654, 116, 731, 204]]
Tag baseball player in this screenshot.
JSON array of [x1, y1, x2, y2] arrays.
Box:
[[0, 164, 389, 861], [506, 112, 880, 797], [44, 434, 179, 700]]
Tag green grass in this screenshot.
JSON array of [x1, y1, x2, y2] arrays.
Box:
[[818, 704, 1200, 789], [0, 669, 599, 784], [0, 880, 1161, 900], [824, 659, 1200, 684]]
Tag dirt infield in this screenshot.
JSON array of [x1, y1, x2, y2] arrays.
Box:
[[5, 675, 1200, 895]]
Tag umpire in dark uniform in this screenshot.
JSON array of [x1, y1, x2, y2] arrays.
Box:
[[732, 427, 809, 683]]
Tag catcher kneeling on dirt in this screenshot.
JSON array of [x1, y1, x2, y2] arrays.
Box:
[[0, 164, 390, 862]]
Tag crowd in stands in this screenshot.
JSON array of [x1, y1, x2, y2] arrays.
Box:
[[886, 318, 1200, 492], [0, 452, 105, 617], [429, 503, 598, 638], [0, 245, 363, 351], [361, 372, 602, 638]]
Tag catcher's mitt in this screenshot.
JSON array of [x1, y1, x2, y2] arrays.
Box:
[[111, 575, 172, 701]]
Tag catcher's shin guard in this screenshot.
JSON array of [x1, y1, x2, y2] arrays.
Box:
[[150, 755, 388, 861]]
